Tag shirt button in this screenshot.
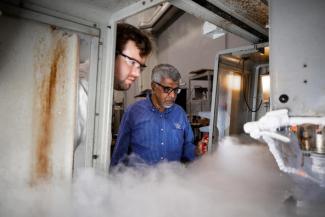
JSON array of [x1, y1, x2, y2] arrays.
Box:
[[161, 142, 164, 145], [161, 128, 164, 131], [160, 115, 163, 118], [161, 157, 164, 160]]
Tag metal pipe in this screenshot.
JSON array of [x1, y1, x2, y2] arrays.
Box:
[[290, 117, 325, 126], [252, 64, 269, 121], [219, 55, 241, 67]]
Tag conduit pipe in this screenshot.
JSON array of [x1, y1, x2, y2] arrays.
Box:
[[290, 117, 325, 126], [252, 64, 269, 121]]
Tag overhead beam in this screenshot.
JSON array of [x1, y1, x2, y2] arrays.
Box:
[[191, 0, 268, 42]]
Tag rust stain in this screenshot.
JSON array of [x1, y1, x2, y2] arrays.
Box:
[[31, 31, 67, 184]]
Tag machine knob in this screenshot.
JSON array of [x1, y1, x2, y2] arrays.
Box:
[[279, 94, 289, 103]]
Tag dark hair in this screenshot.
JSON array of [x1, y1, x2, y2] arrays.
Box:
[[116, 23, 152, 58]]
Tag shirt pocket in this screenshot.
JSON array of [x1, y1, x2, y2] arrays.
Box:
[[171, 128, 184, 150]]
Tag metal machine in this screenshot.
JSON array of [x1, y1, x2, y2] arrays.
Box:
[[206, 0, 325, 208]]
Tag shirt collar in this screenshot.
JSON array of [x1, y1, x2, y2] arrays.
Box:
[[145, 94, 174, 114]]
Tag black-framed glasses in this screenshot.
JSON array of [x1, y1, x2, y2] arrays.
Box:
[[117, 52, 147, 71], [153, 82, 181, 95]]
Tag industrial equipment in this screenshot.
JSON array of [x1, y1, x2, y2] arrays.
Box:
[[1, 0, 325, 215]]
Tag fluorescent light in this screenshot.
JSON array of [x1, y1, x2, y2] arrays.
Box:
[[261, 75, 270, 102], [227, 72, 241, 91], [202, 21, 225, 39], [264, 47, 269, 56]]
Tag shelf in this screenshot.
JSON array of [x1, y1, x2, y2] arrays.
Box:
[[188, 69, 214, 124]]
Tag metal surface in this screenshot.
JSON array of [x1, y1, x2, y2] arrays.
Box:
[[22, 1, 97, 27], [191, 0, 268, 42], [252, 64, 268, 121], [270, 0, 325, 116], [170, 0, 260, 43], [124, 2, 184, 36], [138, 2, 172, 29], [84, 36, 100, 167], [149, 5, 185, 36], [208, 43, 268, 151], [18, 0, 269, 42], [72, 34, 100, 171], [0, 14, 78, 184], [91, 26, 113, 172], [32, 28, 78, 184], [110, 0, 167, 22], [212, 0, 268, 29], [0, 2, 100, 36], [22, 0, 139, 24]]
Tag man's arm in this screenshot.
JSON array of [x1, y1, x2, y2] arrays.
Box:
[[110, 109, 131, 166], [182, 115, 196, 162]]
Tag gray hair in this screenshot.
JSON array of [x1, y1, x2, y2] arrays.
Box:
[[151, 64, 181, 83]]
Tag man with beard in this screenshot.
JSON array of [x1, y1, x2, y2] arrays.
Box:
[[114, 23, 152, 90], [76, 23, 152, 164]]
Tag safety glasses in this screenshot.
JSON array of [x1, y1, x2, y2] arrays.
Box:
[[117, 52, 147, 71], [154, 82, 181, 95]]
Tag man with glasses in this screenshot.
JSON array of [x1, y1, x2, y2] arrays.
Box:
[[76, 23, 152, 168], [111, 64, 195, 167], [114, 23, 152, 90]]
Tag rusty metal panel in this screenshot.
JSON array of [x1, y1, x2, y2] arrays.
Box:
[[0, 14, 78, 186]]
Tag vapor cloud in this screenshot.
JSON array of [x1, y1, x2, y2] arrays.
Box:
[[2, 136, 312, 217]]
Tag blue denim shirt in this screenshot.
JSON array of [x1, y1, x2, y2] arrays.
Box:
[[111, 95, 195, 166]]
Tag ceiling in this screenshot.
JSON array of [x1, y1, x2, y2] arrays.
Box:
[[210, 0, 268, 28], [14, 0, 269, 42], [123, 0, 269, 42]]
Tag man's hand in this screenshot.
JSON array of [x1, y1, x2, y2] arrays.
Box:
[[196, 134, 208, 156]]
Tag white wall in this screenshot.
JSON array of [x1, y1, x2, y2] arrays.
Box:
[[157, 13, 250, 87]]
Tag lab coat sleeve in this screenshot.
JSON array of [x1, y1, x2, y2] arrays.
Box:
[[75, 79, 88, 150], [110, 108, 132, 166]]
